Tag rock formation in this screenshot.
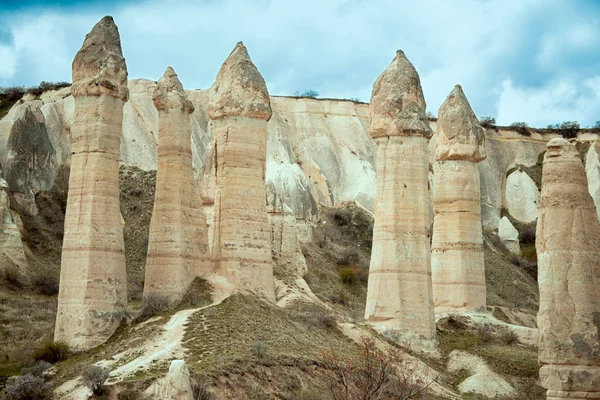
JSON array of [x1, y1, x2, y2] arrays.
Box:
[[498, 216, 521, 255], [431, 85, 487, 314], [208, 42, 275, 301], [504, 169, 539, 223], [143, 67, 211, 306], [537, 138, 600, 399], [267, 185, 307, 277], [364, 50, 437, 348], [54, 16, 129, 351], [0, 170, 27, 269], [145, 360, 195, 400]]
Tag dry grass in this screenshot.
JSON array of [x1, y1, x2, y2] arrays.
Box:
[[0, 287, 58, 377], [183, 295, 359, 372]]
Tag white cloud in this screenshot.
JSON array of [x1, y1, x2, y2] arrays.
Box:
[[496, 77, 600, 127], [0, 0, 598, 127], [0, 45, 17, 79]]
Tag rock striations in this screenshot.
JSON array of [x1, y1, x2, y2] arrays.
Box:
[[537, 138, 600, 400], [431, 85, 487, 314], [55, 16, 129, 351], [208, 42, 275, 301], [364, 50, 437, 348], [143, 67, 211, 306]]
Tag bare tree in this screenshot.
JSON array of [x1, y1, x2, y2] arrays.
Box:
[[321, 336, 436, 400]]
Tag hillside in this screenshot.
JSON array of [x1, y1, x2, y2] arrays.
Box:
[[0, 84, 590, 399]]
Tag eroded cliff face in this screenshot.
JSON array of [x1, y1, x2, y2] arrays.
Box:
[[2, 79, 599, 238]]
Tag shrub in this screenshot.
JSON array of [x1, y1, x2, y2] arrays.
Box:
[[500, 330, 519, 345], [307, 308, 337, 329], [134, 293, 170, 323], [3, 374, 51, 400], [192, 378, 215, 400], [518, 225, 536, 245], [339, 267, 358, 285], [330, 287, 349, 305], [331, 209, 352, 226], [559, 121, 580, 139], [21, 361, 52, 378], [251, 341, 269, 358], [32, 340, 70, 363], [510, 122, 531, 136], [479, 116, 496, 128], [294, 89, 319, 98], [594, 121, 600, 129], [82, 365, 111, 395], [321, 336, 435, 399], [1, 266, 23, 289], [476, 324, 494, 344], [32, 273, 60, 296]]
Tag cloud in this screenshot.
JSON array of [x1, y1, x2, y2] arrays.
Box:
[[0, 45, 17, 79], [0, 0, 598, 126], [496, 77, 600, 127]]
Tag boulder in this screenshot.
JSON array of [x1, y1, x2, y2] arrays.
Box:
[[498, 216, 521, 255], [145, 360, 194, 400]]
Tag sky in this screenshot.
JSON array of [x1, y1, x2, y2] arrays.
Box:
[[0, 0, 599, 127]]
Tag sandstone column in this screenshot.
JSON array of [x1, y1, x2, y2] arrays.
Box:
[[431, 85, 487, 314], [364, 50, 437, 348], [55, 16, 129, 351], [537, 138, 600, 400], [208, 42, 275, 302], [143, 67, 211, 306]]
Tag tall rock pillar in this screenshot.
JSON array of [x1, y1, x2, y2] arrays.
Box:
[[537, 138, 600, 400], [207, 42, 275, 302], [431, 85, 487, 314], [364, 50, 437, 348], [143, 67, 211, 306], [55, 16, 128, 351]]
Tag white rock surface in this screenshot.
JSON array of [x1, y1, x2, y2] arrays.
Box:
[[498, 216, 521, 255], [145, 360, 194, 400], [504, 169, 539, 223], [586, 141, 600, 221], [447, 350, 516, 398]]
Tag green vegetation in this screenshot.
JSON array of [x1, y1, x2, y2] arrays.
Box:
[[0, 81, 70, 119], [32, 340, 71, 364], [510, 122, 531, 136], [479, 116, 496, 128], [293, 89, 320, 98]]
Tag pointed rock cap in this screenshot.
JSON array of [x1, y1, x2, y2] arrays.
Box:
[[435, 85, 486, 162], [71, 16, 128, 101], [153, 67, 194, 113], [208, 42, 272, 121], [369, 50, 431, 139]]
